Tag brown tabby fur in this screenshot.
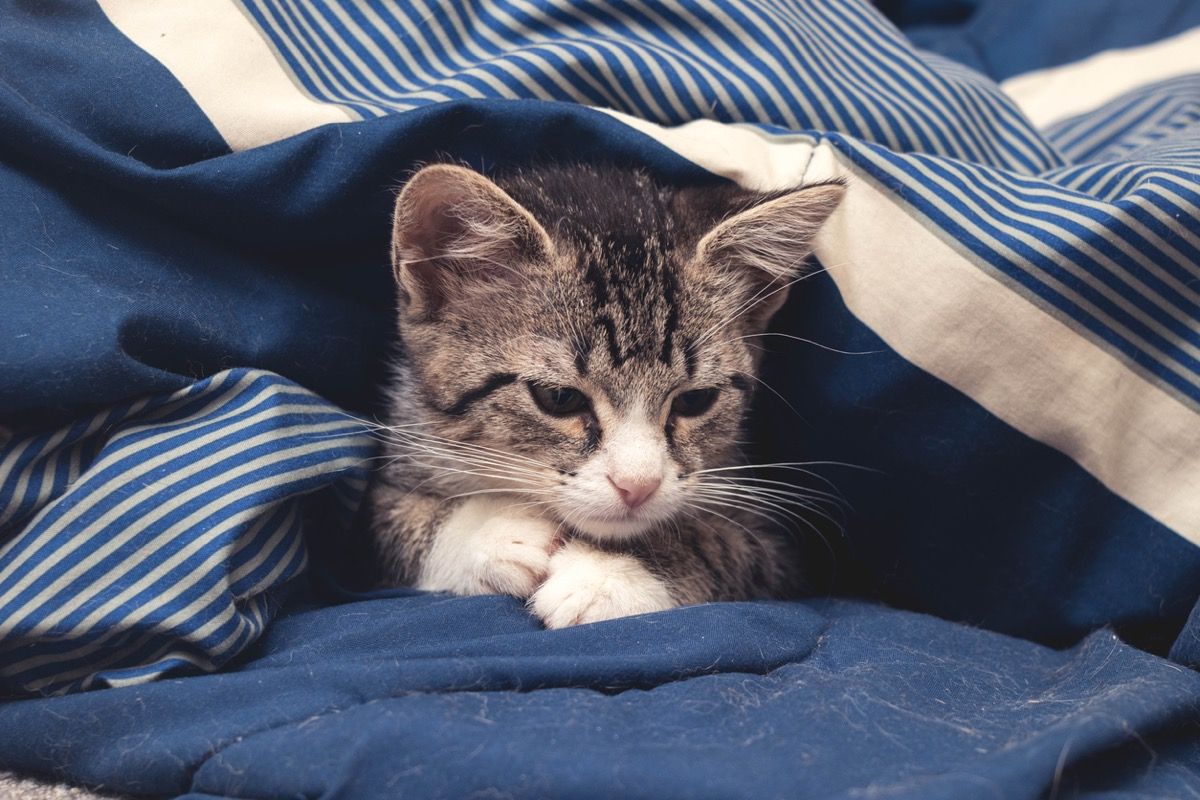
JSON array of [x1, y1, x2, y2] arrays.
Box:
[[365, 162, 843, 622]]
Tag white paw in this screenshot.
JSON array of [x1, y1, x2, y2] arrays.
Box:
[[529, 540, 677, 628], [416, 496, 559, 598]]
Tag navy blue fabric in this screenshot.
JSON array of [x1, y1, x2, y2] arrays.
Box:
[[761, 272, 1200, 654], [874, 0, 980, 30], [0, 1, 227, 168], [904, 0, 1200, 79], [2, 590, 1198, 798]]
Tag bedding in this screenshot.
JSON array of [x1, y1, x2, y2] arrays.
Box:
[[2, 0, 1200, 796]]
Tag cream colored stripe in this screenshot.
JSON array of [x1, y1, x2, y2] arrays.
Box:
[[604, 110, 1200, 545], [1001, 26, 1200, 129], [595, 111, 817, 192], [805, 143, 1200, 545], [96, 0, 356, 150]]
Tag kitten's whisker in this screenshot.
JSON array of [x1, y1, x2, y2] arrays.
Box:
[[700, 474, 848, 508], [392, 428, 556, 470], [689, 489, 793, 523], [727, 332, 882, 356], [329, 413, 434, 438], [685, 504, 813, 578], [693, 272, 808, 349], [733, 369, 807, 421], [390, 440, 552, 479], [692, 483, 834, 513], [390, 440, 556, 480], [402, 459, 547, 488], [691, 465, 857, 509], [697, 481, 849, 521], [690, 496, 837, 561], [687, 460, 878, 475], [691, 485, 831, 531], [401, 251, 526, 282], [505, 498, 562, 514], [382, 431, 553, 472], [686, 501, 766, 539], [698, 485, 849, 535], [396, 452, 550, 484], [689, 488, 809, 527], [445, 488, 558, 502]]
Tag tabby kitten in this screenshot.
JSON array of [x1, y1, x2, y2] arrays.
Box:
[[366, 162, 843, 628]]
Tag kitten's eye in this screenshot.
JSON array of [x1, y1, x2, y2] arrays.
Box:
[[529, 383, 589, 416], [671, 388, 719, 418]]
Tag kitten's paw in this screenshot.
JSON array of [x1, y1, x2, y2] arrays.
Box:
[[529, 541, 676, 628], [416, 497, 559, 598]]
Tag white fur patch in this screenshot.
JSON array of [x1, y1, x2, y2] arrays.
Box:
[[555, 407, 683, 541], [529, 540, 677, 628], [416, 496, 558, 598]]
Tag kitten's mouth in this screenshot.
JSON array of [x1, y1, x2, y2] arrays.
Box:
[[564, 508, 665, 541]]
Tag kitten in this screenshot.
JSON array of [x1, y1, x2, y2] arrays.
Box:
[[365, 162, 843, 628]]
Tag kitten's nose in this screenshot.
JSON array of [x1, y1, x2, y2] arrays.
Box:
[[608, 475, 661, 510]]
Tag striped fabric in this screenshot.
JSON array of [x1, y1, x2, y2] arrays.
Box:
[[829, 133, 1200, 409], [0, 370, 373, 695], [233, 0, 1200, 408], [239, 0, 1061, 172], [1045, 74, 1200, 163]]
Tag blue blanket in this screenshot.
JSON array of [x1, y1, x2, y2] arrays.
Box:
[[2, 0, 1200, 796], [4, 593, 1200, 798]]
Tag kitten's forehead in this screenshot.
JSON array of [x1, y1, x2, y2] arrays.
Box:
[[498, 167, 726, 394], [570, 236, 684, 373]]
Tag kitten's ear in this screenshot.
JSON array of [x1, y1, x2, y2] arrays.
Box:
[[391, 164, 554, 319], [693, 182, 845, 330]]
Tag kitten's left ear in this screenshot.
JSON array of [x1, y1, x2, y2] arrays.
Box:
[[391, 164, 555, 320], [693, 182, 845, 330]]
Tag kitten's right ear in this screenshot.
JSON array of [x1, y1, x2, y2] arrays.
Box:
[[391, 164, 554, 320], [689, 181, 845, 332]]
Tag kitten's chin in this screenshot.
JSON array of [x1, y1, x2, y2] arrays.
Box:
[[568, 514, 661, 541]]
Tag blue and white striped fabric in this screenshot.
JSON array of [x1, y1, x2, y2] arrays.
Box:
[[236, 0, 1061, 172], [0, 371, 372, 694], [202, 0, 1200, 412], [2, 0, 1200, 699]]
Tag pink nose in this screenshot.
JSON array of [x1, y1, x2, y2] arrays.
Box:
[[608, 475, 662, 510]]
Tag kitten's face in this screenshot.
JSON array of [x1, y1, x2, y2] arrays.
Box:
[[390, 164, 842, 541]]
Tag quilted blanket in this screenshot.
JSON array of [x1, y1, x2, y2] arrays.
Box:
[[2, 0, 1200, 797]]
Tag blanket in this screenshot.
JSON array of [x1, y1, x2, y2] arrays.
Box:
[[2, 0, 1200, 796]]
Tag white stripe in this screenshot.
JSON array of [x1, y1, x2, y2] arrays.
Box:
[[0, 426, 70, 526], [855, 150, 1200, 392], [230, 504, 300, 587], [1002, 26, 1200, 129], [70, 639, 218, 694], [560, 0, 743, 121], [3, 456, 338, 680]]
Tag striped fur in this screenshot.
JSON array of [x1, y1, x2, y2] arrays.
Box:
[[368, 163, 842, 625]]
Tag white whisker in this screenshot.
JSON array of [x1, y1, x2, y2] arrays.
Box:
[[727, 332, 882, 356]]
